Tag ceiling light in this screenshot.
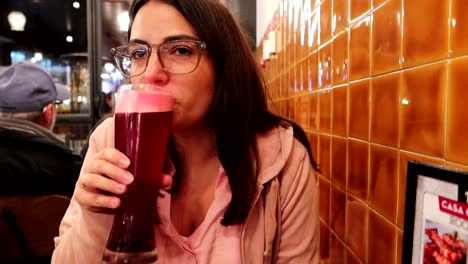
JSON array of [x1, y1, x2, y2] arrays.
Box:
[[73, 1, 80, 9], [8, 11, 26, 31], [66, 35, 74, 43], [104, 62, 115, 72], [117, 11, 129, 32]]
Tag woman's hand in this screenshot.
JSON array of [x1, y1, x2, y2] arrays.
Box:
[[74, 148, 173, 212], [75, 148, 133, 211]]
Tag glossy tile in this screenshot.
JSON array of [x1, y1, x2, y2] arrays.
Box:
[[349, 79, 370, 140], [348, 139, 369, 201], [347, 250, 363, 264], [331, 136, 347, 190], [320, 221, 330, 260], [403, 0, 449, 67], [346, 196, 367, 262], [330, 232, 346, 264], [400, 62, 447, 157], [319, 176, 331, 224], [308, 132, 319, 161], [371, 0, 402, 75], [319, 134, 332, 180], [330, 185, 346, 240], [350, 0, 371, 21], [447, 57, 468, 164], [370, 72, 400, 147], [287, 98, 294, 120], [349, 16, 371, 81], [397, 151, 444, 228], [309, 52, 319, 91], [396, 230, 403, 264], [450, 0, 468, 56], [332, 0, 349, 35], [298, 95, 310, 129], [446, 162, 468, 172], [367, 210, 396, 264], [332, 85, 348, 137], [332, 30, 349, 85], [318, 44, 332, 89], [319, 89, 332, 133], [369, 144, 398, 223], [309, 92, 319, 131], [320, 0, 332, 45]]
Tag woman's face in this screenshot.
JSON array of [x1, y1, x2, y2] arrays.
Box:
[[130, 0, 215, 132]]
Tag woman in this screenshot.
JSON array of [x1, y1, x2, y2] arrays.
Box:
[[52, 0, 320, 263]]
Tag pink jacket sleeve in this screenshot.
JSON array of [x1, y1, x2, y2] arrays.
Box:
[[276, 139, 320, 264], [52, 118, 115, 264]]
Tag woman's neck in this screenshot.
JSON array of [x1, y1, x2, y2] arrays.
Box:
[[172, 126, 219, 192]]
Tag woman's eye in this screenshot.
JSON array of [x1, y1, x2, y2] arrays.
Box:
[[171, 46, 193, 56], [130, 49, 147, 59]]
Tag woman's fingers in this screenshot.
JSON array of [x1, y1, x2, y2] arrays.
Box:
[[75, 184, 121, 210], [161, 174, 173, 190], [81, 173, 127, 194]]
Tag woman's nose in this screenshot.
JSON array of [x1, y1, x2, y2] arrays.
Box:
[[141, 52, 169, 85]]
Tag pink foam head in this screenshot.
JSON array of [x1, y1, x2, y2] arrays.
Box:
[[115, 88, 174, 113]]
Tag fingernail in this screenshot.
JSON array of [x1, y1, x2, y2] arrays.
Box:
[[119, 158, 130, 168], [122, 172, 134, 184], [110, 198, 120, 208], [116, 184, 126, 193]]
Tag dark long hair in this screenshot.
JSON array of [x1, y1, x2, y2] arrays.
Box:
[[129, 0, 319, 226]]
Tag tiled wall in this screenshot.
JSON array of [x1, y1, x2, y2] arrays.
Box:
[[259, 0, 468, 263]]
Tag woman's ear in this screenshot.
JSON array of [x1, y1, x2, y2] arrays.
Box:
[[36, 103, 56, 130]]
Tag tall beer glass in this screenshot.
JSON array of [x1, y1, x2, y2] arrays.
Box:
[[102, 84, 173, 263]]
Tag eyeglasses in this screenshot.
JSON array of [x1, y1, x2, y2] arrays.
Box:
[[110, 39, 207, 77]]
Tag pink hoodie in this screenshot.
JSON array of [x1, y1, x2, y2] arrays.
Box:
[[52, 118, 320, 264]]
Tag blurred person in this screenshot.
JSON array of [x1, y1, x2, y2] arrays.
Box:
[[0, 61, 83, 198], [52, 0, 320, 263]]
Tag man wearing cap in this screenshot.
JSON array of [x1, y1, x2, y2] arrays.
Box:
[[0, 61, 82, 197]]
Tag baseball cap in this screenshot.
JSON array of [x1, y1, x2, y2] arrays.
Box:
[[0, 61, 70, 113]]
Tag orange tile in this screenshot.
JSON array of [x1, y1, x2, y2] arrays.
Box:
[[332, 0, 349, 35], [367, 210, 396, 264], [350, 0, 371, 21], [373, 0, 388, 8], [400, 62, 447, 157], [288, 98, 294, 120], [349, 79, 370, 140], [402, 0, 449, 67], [319, 134, 332, 180], [346, 196, 367, 262], [450, 0, 468, 56], [319, 177, 331, 224], [319, 89, 332, 133], [320, 221, 330, 260], [330, 185, 346, 240], [447, 57, 468, 164], [308, 11, 320, 51], [349, 16, 371, 81], [298, 95, 310, 129], [446, 161, 468, 172], [320, 0, 332, 45], [332, 85, 348, 137], [303, 59, 312, 92], [309, 92, 319, 131], [397, 151, 444, 228], [319, 44, 332, 89], [369, 144, 398, 224], [347, 250, 363, 264], [348, 139, 369, 201], [396, 230, 403, 264], [330, 232, 346, 264], [332, 30, 349, 85], [331, 136, 347, 190], [308, 132, 319, 161], [309, 52, 319, 91], [370, 72, 400, 147], [371, 0, 402, 75]]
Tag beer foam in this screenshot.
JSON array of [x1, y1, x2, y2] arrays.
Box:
[[115, 89, 174, 113]]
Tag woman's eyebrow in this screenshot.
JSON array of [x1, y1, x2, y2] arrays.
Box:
[[163, 34, 200, 42]]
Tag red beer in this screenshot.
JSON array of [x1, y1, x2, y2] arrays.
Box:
[[103, 86, 173, 263]]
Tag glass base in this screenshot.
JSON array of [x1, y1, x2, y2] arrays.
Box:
[[102, 248, 157, 264]]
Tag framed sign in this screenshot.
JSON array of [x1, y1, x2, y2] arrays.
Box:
[[402, 161, 468, 264]]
